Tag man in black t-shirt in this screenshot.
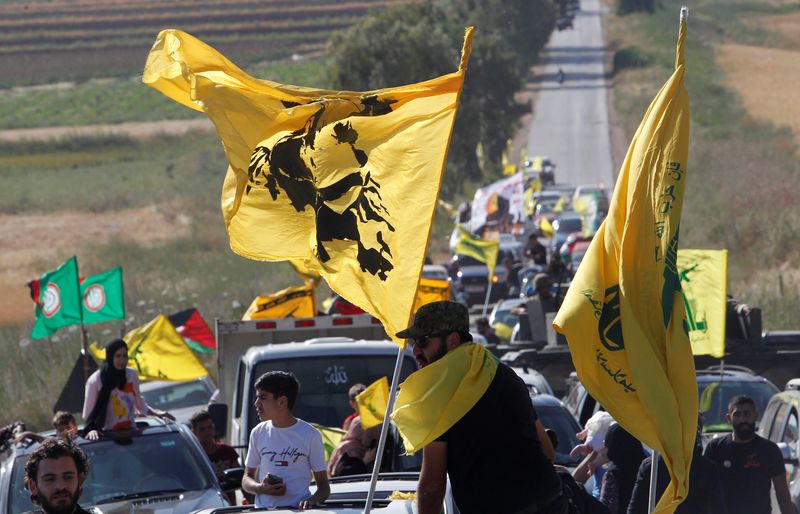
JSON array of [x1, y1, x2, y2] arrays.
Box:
[[704, 395, 796, 514], [397, 301, 565, 514]]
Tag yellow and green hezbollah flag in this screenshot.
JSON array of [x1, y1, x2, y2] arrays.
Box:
[[553, 10, 696, 514], [678, 249, 728, 358], [143, 28, 473, 346], [412, 278, 451, 313], [356, 376, 390, 429], [311, 423, 346, 463], [91, 314, 208, 381], [242, 283, 316, 320], [454, 225, 499, 280], [391, 343, 497, 453]]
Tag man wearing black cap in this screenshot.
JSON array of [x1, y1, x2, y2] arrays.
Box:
[[397, 301, 565, 514]]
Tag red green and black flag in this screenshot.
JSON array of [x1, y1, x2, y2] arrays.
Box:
[[28, 256, 83, 339], [168, 308, 215, 353]]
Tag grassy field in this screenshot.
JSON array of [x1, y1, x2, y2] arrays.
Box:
[[607, 0, 800, 328], [0, 0, 400, 87]]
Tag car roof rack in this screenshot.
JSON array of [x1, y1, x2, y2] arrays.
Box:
[[698, 364, 755, 375]]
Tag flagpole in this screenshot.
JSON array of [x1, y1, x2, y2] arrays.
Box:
[[363, 344, 405, 514], [648, 450, 660, 513], [482, 280, 494, 317], [80, 324, 92, 382]]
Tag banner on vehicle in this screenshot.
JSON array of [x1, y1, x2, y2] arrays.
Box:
[[470, 172, 526, 233], [243, 283, 316, 320]]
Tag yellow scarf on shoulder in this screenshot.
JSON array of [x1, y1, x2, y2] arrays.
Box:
[[390, 343, 498, 454]]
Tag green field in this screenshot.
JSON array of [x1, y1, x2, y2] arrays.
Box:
[[607, 0, 800, 328]]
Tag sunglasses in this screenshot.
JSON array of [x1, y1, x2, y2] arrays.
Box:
[[412, 332, 450, 350]]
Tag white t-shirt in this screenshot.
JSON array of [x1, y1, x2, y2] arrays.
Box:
[[245, 419, 326, 508], [82, 368, 149, 430]]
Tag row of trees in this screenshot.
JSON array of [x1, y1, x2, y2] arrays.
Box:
[[325, 0, 556, 198]]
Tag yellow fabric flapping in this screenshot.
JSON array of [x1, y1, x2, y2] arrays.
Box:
[[412, 278, 451, 313], [242, 283, 316, 320], [678, 249, 728, 358], [311, 423, 345, 463], [143, 29, 473, 347], [454, 225, 499, 280], [539, 216, 554, 238], [553, 11, 696, 514], [356, 376, 390, 429], [290, 259, 322, 286], [391, 343, 498, 454], [91, 314, 209, 381]]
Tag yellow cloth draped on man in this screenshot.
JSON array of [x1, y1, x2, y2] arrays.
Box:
[[553, 10, 696, 514], [391, 343, 498, 454], [143, 28, 473, 345]]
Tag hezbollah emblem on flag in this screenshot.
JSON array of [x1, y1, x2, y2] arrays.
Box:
[[248, 106, 396, 281]]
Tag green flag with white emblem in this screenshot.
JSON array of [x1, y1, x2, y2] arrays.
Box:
[[29, 256, 82, 339], [81, 266, 126, 325]]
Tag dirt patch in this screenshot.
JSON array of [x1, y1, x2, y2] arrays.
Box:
[[715, 43, 800, 146], [755, 12, 800, 47], [0, 118, 213, 142], [0, 205, 191, 326]]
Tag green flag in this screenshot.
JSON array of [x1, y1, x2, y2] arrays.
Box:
[[81, 267, 125, 325], [30, 256, 82, 339]]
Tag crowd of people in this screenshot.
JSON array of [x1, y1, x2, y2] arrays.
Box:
[[6, 302, 798, 514]]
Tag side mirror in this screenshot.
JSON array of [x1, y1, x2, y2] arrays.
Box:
[[220, 467, 244, 491], [777, 442, 799, 466], [208, 403, 228, 439]]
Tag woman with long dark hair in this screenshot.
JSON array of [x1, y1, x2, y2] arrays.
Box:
[[82, 339, 173, 439]]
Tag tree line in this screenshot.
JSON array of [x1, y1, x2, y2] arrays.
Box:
[[324, 0, 556, 199]]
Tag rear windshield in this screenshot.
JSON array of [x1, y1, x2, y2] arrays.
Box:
[[698, 380, 779, 431], [141, 380, 212, 411], [8, 432, 214, 513], [248, 355, 417, 433]]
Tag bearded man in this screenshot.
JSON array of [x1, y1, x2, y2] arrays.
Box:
[[25, 438, 91, 514]]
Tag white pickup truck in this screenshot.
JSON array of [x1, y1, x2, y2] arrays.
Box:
[[213, 315, 418, 456]]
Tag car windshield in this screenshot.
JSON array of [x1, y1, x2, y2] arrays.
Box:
[[536, 405, 581, 467], [698, 380, 779, 431], [553, 217, 582, 234], [493, 307, 521, 327], [8, 432, 214, 514], [141, 380, 212, 411], [249, 355, 417, 435]]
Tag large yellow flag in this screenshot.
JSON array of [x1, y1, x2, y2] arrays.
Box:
[[242, 283, 316, 320], [143, 29, 473, 345], [553, 9, 696, 514], [454, 225, 499, 280], [356, 376, 390, 429], [678, 249, 728, 358], [90, 315, 209, 381], [412, 278, 451, 312]]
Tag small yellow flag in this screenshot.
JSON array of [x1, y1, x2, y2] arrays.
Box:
[[391, 343, 497, 454], [454, 226, 499, 280], [678, 249, 728, 358], [143, 28, 473, 347], [91, 315, 209, 381], [356, 376, 389, 429], [553, 10, 696, 514], [311, 423, 346, 463], [242, 283, 316, 320], [412, 278, 451, 313], [539, 216, 555, 238]]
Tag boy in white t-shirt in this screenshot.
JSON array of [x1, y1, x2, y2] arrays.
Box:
[[242, 371, 330, 509]]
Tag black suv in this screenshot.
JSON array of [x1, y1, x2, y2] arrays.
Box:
[[0, 418, 231, 514]]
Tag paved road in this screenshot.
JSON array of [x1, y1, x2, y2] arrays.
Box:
[[527, 0, 615, 188]]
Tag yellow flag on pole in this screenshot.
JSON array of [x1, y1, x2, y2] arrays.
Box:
[[678, 249, 728, 358], [539, 216, 554, 238], [454, 225, 499, 280], [413, 277, 451, 313], [290, 259, 322, 286], [242, 283, 316, 320], [553, 9, 695, 514], [356, 376, 390, 429], [143, 28, 472, 346], [91, 315, 209, 381]]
